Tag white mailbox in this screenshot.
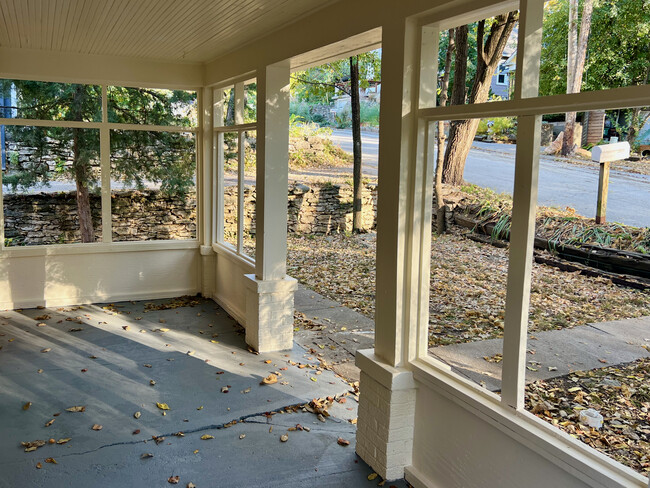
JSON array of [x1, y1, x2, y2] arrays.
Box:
[[591, 141, 630, 163]]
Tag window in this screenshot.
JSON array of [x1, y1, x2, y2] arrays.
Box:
[[214, 79, 257, 261], [0, 80, 198, 248], [418, 0, 650, 480]]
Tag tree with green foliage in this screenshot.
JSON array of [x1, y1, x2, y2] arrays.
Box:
[[291, 51, 381, 232], [540, 0, 650, 148], [1, 81, 196, 243]]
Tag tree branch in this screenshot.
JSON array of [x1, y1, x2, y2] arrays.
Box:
[[290, 75, 350, 96]]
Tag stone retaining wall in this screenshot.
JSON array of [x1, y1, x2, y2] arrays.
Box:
[[3, 183, 378, 246]]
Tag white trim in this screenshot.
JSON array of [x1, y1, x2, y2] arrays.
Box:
[[214, 122, 257, 133], [418, 84, 650, 121], [411, 357, 646, 488], [0, 119, 198, 133], [100, 85, 112, 243], [0, 239, 199, 258], [211, 241, 255, 269]]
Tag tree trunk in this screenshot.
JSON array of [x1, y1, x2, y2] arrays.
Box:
[[562, 0, 594, 156], [350, 55, 364, 233], [441, 12, 519, 184], [71, 86, 94, 243], [435, 28, 455, 234]]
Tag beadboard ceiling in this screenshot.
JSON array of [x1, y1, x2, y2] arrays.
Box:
[[0, 0, 338, 63]]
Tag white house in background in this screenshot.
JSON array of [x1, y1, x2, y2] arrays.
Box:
[[332, 79, 381, 112], [489, 26, 518, 100]]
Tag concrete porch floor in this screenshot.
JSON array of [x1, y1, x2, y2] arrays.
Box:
[[0, 297, 408, 488]]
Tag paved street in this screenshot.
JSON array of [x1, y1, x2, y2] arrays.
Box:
[[330, 129, 650, 228]]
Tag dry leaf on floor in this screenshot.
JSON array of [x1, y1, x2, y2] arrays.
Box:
[[200, 435, 214, 440], [66, 406, 86, 413], [141, 453, 154, 459], [44, 419, 55, 427], [45, 458, 57, 464], [56, 438, 71, 444], [337, 438, 350, 446], [156, 402, 170, 410], [280, 434, 289, 442], [22, 402, 32, 411], [168, 476, 180, 484], [92, 424, 102, 431], [367, 473, 378, 481], [41, 348, 51, 353], [261, 374, 278, 385], [134, 411, 141, 419], [35, 462, 42, 469], [21, 440, 46, 452]]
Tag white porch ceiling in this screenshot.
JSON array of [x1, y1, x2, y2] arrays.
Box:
[[0, 0, 339, 64]]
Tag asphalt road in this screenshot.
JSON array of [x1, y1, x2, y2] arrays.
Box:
[[330, 129, 650, 228]]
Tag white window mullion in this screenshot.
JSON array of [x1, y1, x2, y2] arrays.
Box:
[[237, 130, 245, 254], [213, 88, 225, 244], [100, 85, 112, 243], [501, 0, 545, 410]]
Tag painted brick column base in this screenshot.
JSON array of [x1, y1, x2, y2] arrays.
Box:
[[356, 349, 416, 481], [244, 274, 297, 352]]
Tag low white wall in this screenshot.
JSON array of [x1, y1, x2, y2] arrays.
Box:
[[210, 246, 255, 326], [405, 370, 645, 488], [0, 242, 200, 309]]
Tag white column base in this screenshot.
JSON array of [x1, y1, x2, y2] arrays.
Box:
[[356, 349, 416, 481], [244, 274, 297, 352]]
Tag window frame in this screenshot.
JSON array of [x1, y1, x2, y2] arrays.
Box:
[[213, 79, 257, 263], [0, 81, 200, 250], [412, 1, 650, 485]]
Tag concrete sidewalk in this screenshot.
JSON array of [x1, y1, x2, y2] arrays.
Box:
[[431, 316, 650, 391], [294, 284, 650, 392]]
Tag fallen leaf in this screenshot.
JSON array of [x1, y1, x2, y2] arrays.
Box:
[[261, 374, 278, 385], [45, 458, 57, 464], [45, 419, 55, 427], [143, 364, 152, 368], [241, 387, 251, 394], [23, 402, 32, 411], [239, 434, 246, 439], [368, 473, 378, 481], [36, 462, 42, 469], [68, 328, 83, 332], [66, 406, 86, 413], [92, 424, 102, 431], [22, 440, 46, 452], [56, 438, 71, 444], [168, 476, 180, 484], [193, 450, 199, 454], [37, 369, 43, 373], [141, 453, 154, 459], [264, 360, 272, 364], [134, 411, 141, 419], [156, 402, 170, 411], [337, 438, 350, 446], [221, 386, 229, 393], [200, 435, 214, 440], [122, 326, 130, 331], [150, 380, 156, 386], [197, 406, 203, 410], [280, 434, 289, 442], [41, 348, 51, 353], [187, 483, 196, 488], [133, 429, 140, 435]]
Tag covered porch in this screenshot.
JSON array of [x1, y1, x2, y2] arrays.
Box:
[[1, 0, 649, 487]]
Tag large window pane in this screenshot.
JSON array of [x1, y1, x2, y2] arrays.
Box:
[[539, 0, 648, 98], [0, 79, 101, 122], [3, 125, 101, 245], [110, 130, 196, 241], [222, 131, 239, 248], [107, 87, 197, 127]]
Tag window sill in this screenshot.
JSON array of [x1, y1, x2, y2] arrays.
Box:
[[0, 239, 199, 258]]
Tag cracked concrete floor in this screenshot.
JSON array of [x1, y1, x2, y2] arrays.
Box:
[[0, 297, 408, 488]]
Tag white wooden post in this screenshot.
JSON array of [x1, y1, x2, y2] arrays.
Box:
[[199, 86, 215, 297], [501, 0, 544, 410], [234, 81, 245, 253], [100, 85, 111, 243], [244, 61, 297, 352], [356, 18, 428, 481], [214, 89, 225, 244]]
